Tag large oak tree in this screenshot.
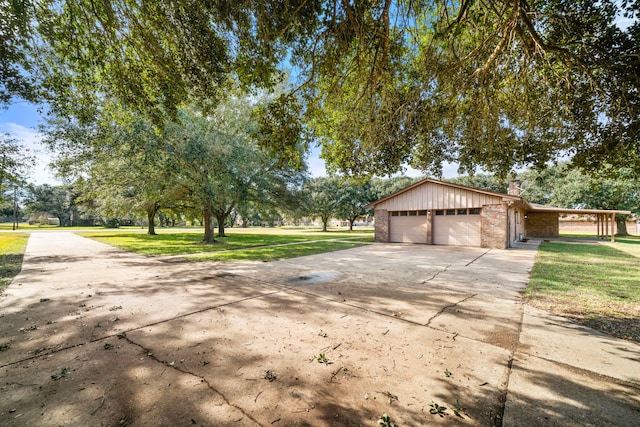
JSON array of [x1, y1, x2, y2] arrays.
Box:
[[2, 1, 638, 177]]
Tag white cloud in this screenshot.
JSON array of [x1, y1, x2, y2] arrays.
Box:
[[0, 122, 60, 185]]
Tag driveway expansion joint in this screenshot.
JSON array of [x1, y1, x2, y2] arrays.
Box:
[[496, 295, 526, 426], [515, 351, 640, 391]]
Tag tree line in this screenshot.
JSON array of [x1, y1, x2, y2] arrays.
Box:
[[6, 174, 419, 238], [9, 161, 638, 236]]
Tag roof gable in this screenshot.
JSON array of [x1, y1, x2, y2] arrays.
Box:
[[368, 178, 519, 211]]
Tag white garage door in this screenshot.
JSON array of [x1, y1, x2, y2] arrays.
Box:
[[433, 209, 481, 246], [390, 212, 428, 243]]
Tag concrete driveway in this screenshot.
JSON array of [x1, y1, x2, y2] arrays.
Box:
[[0, 232, 638, 426]]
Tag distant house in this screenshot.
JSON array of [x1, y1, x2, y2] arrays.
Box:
[[366, 179, 630, 249]]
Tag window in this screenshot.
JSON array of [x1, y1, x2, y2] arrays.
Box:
[[457, 209, 467, 215], [408, 211, 417, 216], [469, 208, 480, 215], [399, 211, 408, 216], [391, 211, 399, 216], [446, 209, 455, 215], [435, 210, 444, 216], [418, 210, 428, 216]]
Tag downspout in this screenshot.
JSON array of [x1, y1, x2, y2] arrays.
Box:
[[506, 202, 512, 248]]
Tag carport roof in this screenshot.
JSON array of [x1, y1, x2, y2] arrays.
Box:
[[524, 203, 631, 215]]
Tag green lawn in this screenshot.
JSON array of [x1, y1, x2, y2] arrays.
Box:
[[0, 223, 158, 231], [0, 233, 30, 292], [80, 227, 374, 258], [526, 236, 640, 342], [190, 240, 366, 261]]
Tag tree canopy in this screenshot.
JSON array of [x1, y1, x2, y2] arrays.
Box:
[[1, 1, 638, 178], [43, 93, 308, 241], [0, 133, 34, 198]]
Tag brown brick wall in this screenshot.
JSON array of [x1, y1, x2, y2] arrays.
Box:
[[525, 213, 559, 237], [374, 209, 390, 242], [481, 204, 508, 249]]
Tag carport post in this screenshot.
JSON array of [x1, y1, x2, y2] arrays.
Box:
[[611, 213, 615, 243]]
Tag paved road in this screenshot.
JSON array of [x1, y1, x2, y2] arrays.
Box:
[[0, 231, 638, 426]]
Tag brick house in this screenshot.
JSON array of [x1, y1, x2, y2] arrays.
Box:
[[367, 179, 630, 249]]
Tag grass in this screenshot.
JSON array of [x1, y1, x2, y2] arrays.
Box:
[[0, 223, 171, 231], [190, 240, 365, 261], [0, 233, 30, 292], [526, 236, 640, 342], [80, 227, 373, 259], [0, 222, 64, 230]]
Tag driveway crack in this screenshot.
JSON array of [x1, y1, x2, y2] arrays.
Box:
[[465, 249, 491, 266], [123, 336, 263, 426], [425, 294, 477, 328], [422, 264, 451, 282]]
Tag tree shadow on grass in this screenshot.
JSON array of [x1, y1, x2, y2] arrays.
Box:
[[0, 254, 23, 292], [530, 242, 640, 343]]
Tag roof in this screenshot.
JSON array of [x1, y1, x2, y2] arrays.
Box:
[[366, 178, 631, 215], [365, 178, 519, 209]]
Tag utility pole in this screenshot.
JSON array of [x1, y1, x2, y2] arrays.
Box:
[[12, 186, 19, 230]]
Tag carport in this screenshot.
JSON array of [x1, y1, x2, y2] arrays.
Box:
[[524, 204, 631, 242]]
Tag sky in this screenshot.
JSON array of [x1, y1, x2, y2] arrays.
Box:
[[0, 101, 56, 185]]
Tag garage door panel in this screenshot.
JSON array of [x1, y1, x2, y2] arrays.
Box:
[[390, 216, 428, 244], [433, 214, 480, 246]]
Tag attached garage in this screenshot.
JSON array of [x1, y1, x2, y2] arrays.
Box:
[[367, 179, 521, 249], [390, 210, 429, 243], [432, 209, 481, 246], [367, 178, 630, 249]]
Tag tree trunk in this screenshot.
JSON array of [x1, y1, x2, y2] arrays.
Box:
[[216, 213, 226, 237], [615, 214, 629, 236], [147, 205, 159, 235], [321, 215, 329, 232], [203, 200, 216, 243], [349, 218, 355, 231], [12, 187, 18, 230]]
